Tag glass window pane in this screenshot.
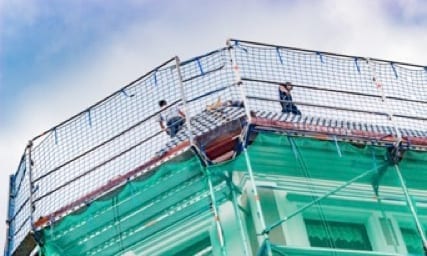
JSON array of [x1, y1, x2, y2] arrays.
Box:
[[304, 219, 372, 251], [400, 228, 424, 255]]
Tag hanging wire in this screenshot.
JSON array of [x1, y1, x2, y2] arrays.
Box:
[[288, 136, 338, 252]]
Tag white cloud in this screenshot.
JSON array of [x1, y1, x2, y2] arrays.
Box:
[[1, 0, 427, 252]]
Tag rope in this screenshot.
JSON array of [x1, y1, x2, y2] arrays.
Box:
[[288, 136, 337, 251], [333, 136, 342, 158], [263, 163, 387, 234], [112, 196, 125, 254]]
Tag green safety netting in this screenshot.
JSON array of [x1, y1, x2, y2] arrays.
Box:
[[40, 132, 427, 255], [401, 228, 426, 255], [211, 132, 427, 255], [40, 153, 229, 256], [211, 132, 427, 190]]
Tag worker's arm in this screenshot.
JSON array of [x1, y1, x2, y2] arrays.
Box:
[[178, 109, 186, 118], [279, 84, 289, 94]]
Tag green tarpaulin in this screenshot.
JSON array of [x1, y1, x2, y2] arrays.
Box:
[[40, 133, 427, 256]]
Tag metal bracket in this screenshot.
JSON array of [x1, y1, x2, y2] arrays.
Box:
[[387, 141, 405, 165]]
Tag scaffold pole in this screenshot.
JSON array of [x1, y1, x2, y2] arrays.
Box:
[[206, 170, 227, 255], [175, 56, 195, 146], [226, 39, 252, 124], [366, 58, 402, 142], [394, 164, 427, 253], [227, 173, 250, 256], [26, 140, 35, 231], [241, 148, 271, 255], [263, 164, 386, 234]]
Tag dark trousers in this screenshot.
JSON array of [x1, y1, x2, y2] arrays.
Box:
[[167, 116, 185, 137], [279, 92, 301, 115]]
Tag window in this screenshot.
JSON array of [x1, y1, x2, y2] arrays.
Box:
[[400, 228, 424, 255], [165, 232, 212, 256], [304, 219, 372, 251]]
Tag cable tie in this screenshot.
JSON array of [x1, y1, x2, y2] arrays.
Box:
[[153, 69, 158, 86], [196, 57, 205, 75], [390, 62, 398, 79], [86, 109, 92, 127], [354, 57, 361, 73], [120, 89, 134, 97], [276, 47, 284, 65], [53, 127, 58, 145], [234, 40, 248, 53], [316, 52, 324, 63]]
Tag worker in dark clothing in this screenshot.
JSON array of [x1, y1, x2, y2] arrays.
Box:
[[157, 100, 186, 137], [279, 82, 301, 115]]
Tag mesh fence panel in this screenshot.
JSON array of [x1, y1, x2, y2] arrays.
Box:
[[231, 40, 426, 132], [30, 58, 184, 222], [375, 62, 427, 131], [180, 48, 239, 121], [6, 155, 32, 254]]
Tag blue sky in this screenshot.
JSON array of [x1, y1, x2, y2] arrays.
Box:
[[1, 0, 426, 252], [1, 1, 151, 120]]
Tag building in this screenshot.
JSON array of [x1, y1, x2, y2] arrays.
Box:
[[5, 39, 427, 256]]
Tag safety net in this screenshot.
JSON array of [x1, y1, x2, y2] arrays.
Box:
[[39, 153, 229, 256], [39, 132, 427, 256], [214, 132, 426, 190], [210, 132, 427, 256]]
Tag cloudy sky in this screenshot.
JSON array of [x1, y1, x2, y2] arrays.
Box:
[[1, 0, 426, 252]]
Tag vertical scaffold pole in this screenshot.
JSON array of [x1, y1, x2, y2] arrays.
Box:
[[394, 164, 427, 252], [175, 56, 195, 145], [5, 174, 16, 256], [206, 170, 227, 255], [243, 148, 271, 255], [226, 39, 252, 124], [226, 39, 270, 255], [227, 173, 250, 256], [366, 58, 402, 142], [26, 140, 35, 231]]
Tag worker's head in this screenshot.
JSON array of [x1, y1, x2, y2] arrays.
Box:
[[285, 82, 293, 91], [158, 100, 167, 108]]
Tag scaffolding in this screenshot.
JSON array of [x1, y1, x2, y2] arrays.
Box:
[[5, 39, 427, 256]]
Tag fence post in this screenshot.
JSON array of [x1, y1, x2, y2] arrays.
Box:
[[226, 39, 253, 124], [175, 56, 195, 146], [5, 175, 16, 256], [26, 140, 35, 232], [242, 149, 272, 256], [395, 164, 427, 253], [206, 169, 227, 255], [227, 173, 250, 256], [366, 58, 402, 142]]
